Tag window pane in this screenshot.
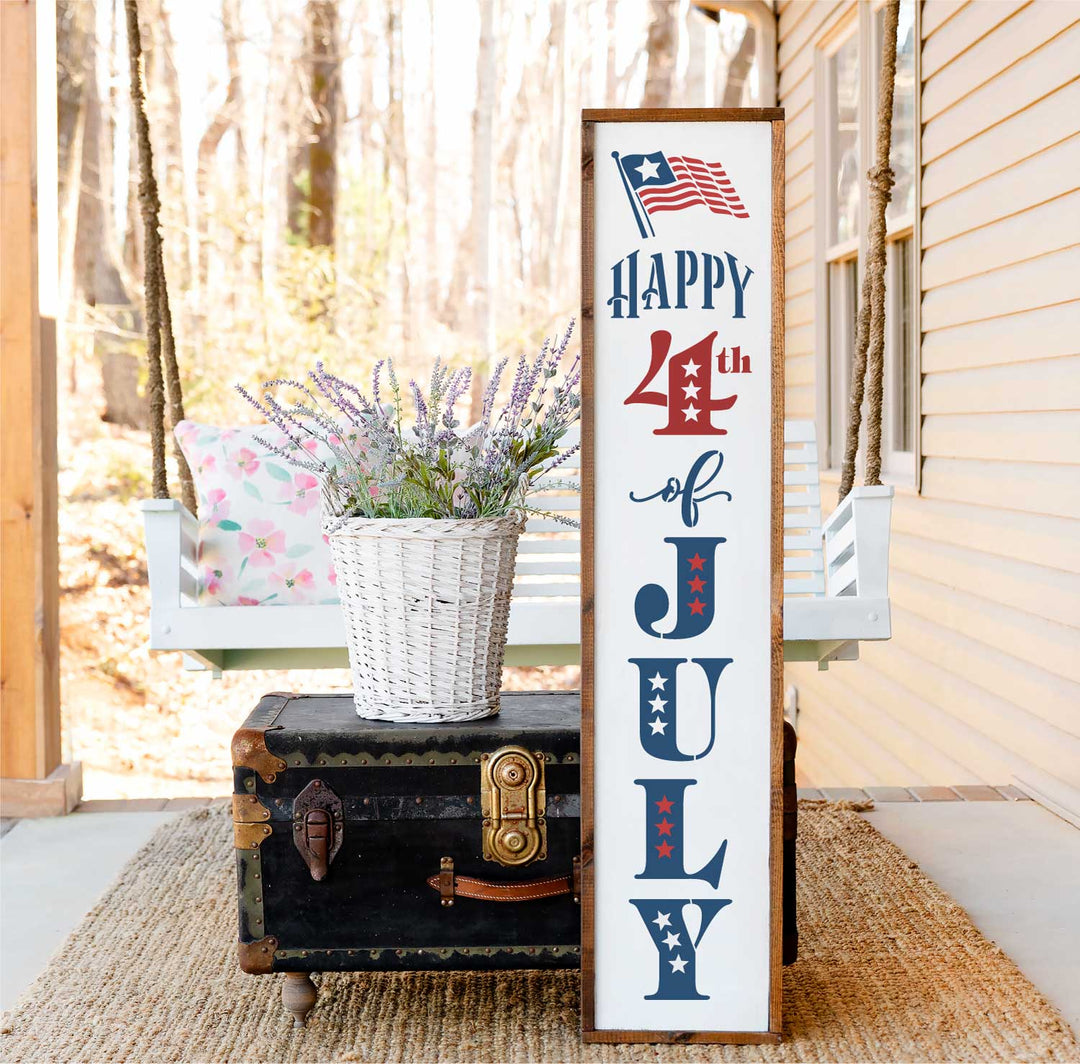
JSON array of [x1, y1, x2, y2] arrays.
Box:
[[889, 235, 915, 453], [881, 0, 916, 222], [830, 35, 860, 244]]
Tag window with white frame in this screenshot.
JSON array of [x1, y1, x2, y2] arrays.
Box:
[[818, 0, 917, 479]]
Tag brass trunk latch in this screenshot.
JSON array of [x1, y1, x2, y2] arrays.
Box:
[[292, 779, 343, 881], [480, 745, 546, 867]]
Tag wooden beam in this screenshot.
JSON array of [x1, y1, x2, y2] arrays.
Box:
[[1, 0, 62, 789]]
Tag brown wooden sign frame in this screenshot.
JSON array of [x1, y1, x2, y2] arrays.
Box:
[[579, 107, 785, 1045]]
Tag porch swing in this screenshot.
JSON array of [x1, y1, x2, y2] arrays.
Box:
[[136, 4, 903, 674]]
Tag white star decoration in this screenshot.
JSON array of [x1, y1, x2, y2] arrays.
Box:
[[662, 931, 681, 950], [649, 717, 667, 735], [683, 359, 701, 377], [669, 955, 688, 974], [649, 694, 667, 713], [652, 911, 672, 930], [635, 155, 662, 182], [683, 404, 700, 422], [648, 672, 667, 691], [682, 381, 700, 399]]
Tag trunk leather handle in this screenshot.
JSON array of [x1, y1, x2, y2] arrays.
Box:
[[429, 855, 581, 905]]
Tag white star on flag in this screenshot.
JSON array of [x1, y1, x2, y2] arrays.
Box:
[[662, 931, 681, 950], [649, 718, 667, 735], [648, 672, 667, 691], [682, 381, 700, 399], [669, 955, 688, 973], [635, 156, 662, 182], [684, 404, 700, 422], [649, 694, 667, 713], [683, 359, 701, 377], [652, 911, 672, 930]]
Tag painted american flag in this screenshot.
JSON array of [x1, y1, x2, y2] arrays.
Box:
[[613, 150, 749, 238]]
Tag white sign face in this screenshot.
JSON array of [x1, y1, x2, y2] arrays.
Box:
[[583, 113, 782, 1043]]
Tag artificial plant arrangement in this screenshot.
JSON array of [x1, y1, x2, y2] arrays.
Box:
[[235, 323, 580, 723], [236, 321, 581, 531]]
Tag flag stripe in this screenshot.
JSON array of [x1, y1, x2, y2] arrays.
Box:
[[647, 201, 750, 217], [639, 186, 749, 217], [640, 195, 748, 214], [639, 183, 740, 208]]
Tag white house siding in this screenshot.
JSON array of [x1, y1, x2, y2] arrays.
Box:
[[777, 0, 1080, 818]]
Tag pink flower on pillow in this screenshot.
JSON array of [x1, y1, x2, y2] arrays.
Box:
[[206, 487, 231, 525], [195, 451, 216, 477], [201, 564, 231, 598], [226, 447, 260, 479], [176, 421, 199, 447], [328, 562, 337, 587], [268, 565, 315, 601], [238, 595, 262, 606], [282, 472, 320, 516], [238, 519, 286, 566]]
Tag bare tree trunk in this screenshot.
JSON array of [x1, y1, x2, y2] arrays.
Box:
[[357, 4, 377, 258], [542, 0, 568, 301], [57, 0, 92, 395], [685, 8, 708, 105], [123, 56, 144, 285], [141, 0, 192, 288], [468, 0, 497, 421], [197, 0, 245, 288], [386, 0, 410, 351], [642, 0, 678, 107], [307, 0, 338, 248], [67, 0, 146, 429], [605, 0, 618, 101], [722, 23, 756, 107], [425, 0, 439, 316], [499, 68, 531, 288], [288, 0, 340, 249]]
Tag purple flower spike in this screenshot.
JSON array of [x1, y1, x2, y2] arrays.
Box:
[[232, 320, 578, 524]]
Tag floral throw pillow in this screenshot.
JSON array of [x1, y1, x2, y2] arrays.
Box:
[[174, 420, 339, 607]]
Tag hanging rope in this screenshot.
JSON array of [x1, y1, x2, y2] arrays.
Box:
[[838, 0, 900, 502], [125, 0, 197, 515]]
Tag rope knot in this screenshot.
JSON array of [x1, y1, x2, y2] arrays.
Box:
[[867, 163, 895, 198]]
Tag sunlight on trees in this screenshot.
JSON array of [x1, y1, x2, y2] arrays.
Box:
[[60, 0, 759, 428]]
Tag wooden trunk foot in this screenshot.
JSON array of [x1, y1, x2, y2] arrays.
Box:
[[282, 972, 318, 1027]]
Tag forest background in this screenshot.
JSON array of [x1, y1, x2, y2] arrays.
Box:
[[58, 0, 762, 797]]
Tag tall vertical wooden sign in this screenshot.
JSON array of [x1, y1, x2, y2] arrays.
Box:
[[581, 109, 784, 1044]]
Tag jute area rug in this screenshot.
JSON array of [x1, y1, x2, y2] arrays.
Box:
[[2, 803, 1076, 1064]]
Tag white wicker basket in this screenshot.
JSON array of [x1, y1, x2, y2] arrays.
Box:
[[326, 515, 524, 722]]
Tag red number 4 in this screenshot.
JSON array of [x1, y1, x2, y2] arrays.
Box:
[[624, 331, 737, 436]]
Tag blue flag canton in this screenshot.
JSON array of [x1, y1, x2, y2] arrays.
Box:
[[622, 151, 676, 191]]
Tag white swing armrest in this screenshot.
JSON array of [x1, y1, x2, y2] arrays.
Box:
[[141, 499, 200, 616], [822, 484, 893, 601]]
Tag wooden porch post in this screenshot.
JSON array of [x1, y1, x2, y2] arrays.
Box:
[[1, 0, 80, 816]]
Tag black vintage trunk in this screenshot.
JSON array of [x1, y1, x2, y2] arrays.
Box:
[[233, 691, 797, 982], [234, 692, 582, 974]]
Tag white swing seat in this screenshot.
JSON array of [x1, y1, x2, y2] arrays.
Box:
[[141, 420, 892, 673]]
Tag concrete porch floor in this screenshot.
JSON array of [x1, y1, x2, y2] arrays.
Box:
[[2, 794, 1078, 1042]]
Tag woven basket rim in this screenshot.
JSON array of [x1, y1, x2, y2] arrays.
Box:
[[325, 513, 526, 539]]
